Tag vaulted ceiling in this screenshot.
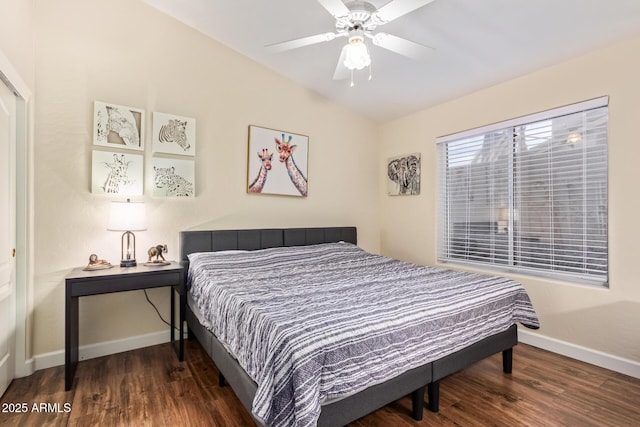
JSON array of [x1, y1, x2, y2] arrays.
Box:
[[144, 0, 640, 122]]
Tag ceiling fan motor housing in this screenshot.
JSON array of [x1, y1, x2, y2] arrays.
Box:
[[336, 1, 379, 34]]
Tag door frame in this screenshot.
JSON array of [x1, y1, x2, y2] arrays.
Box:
[[0, 49, 34, 378]]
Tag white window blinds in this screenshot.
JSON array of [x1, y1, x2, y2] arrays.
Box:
[[437, 97, 608, 285]]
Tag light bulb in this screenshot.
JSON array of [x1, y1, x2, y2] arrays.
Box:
[[343, 37, 371, 71]]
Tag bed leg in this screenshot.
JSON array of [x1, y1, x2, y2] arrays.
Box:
[[427, 381, 440, 412], [503, 348, 513, 374], [411, 386, 425, 420], [219, 372, 226, 387]]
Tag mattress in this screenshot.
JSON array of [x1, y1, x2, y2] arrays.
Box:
[[187, 242, 539, 426]]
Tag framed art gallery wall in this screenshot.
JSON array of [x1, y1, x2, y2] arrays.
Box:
[[91, 102, 197, 197]]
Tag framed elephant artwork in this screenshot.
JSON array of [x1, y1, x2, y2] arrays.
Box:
[[387, 153, 421, 196], [247, 125, 308, 197]]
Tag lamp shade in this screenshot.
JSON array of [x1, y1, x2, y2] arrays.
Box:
[[107, 200, 147, 231], [343, 37, 371, 70]]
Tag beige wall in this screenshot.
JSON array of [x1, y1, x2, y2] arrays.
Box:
[[32, 0, 379, 355], [379, 36, 640, 362], [0, 0, 35, 88]]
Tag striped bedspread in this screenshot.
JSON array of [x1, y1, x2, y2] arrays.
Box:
[[187, 242, 539, 427]]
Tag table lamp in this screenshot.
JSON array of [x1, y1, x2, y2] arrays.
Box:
[[108, 199, 147, 267]]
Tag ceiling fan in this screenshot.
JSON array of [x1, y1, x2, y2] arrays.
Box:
[[265, 0, 436, 85]]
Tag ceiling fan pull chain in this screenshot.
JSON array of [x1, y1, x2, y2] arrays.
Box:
[[350, 69, 355, 87]]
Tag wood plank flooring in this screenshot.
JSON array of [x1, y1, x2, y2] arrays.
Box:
[[1, 339, 639, 426]]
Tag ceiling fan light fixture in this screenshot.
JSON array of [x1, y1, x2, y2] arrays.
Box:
[[343, 35, 371, 70]]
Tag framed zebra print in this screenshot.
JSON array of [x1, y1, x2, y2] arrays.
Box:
[[152, 112, 196, 156], [93, 101, 145, 151], [91, 150, 144, 196]]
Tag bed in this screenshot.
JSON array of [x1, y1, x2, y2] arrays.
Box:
[[180, 227, 539, 426]]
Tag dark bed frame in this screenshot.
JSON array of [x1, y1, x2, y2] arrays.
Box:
[[180, 227, 517, 426]]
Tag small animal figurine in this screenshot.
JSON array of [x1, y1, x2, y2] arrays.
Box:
[[84, 254, 112, 270], [88, 254, 111, 266], [147, 244, 167, 263]]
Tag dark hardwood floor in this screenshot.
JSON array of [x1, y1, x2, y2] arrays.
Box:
[[1, 339, 639, 426]]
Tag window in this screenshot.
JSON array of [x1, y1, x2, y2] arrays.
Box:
[[437, 97, 608, 286]]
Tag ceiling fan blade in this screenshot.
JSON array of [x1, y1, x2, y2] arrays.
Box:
[[317, 0, 350, 19], [333, 45, 350, 80], [373, 0, 436, 24], [265, 32, 338, 53], [371, 32, 434, 60]]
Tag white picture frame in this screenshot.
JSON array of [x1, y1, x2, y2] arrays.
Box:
[[93, 101, 145, 151], [92, 150, 144, 196], [152, 112, 196, 156], [151, 157, 195, 197]]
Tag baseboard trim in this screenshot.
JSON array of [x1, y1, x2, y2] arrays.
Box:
[[519, 329, 640, 379], [15, 357, 35, 378], [30, 328, 640, 379], [33, 330, 172, 372]]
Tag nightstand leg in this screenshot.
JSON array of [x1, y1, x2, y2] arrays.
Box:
[[170, 286, 185, 361], [179, 291, 185, 361], [65, 295, 78, 390], [170, 287, 175, 343]]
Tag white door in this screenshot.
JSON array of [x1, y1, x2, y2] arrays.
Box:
[[0, 79, 17, 396]]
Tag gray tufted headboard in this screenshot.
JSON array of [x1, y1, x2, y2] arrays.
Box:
[[179, 227, 357, 269]]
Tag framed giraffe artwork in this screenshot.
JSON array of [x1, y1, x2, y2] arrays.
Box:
[[91, 150, 144, 196], [93, 101, 145, 151], [152, 112, 196, 156], [387, 153, 421, 196], [247, 125, 309, 197]]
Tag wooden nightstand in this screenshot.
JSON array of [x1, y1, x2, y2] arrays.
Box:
[[64, 262, 185, 390]]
